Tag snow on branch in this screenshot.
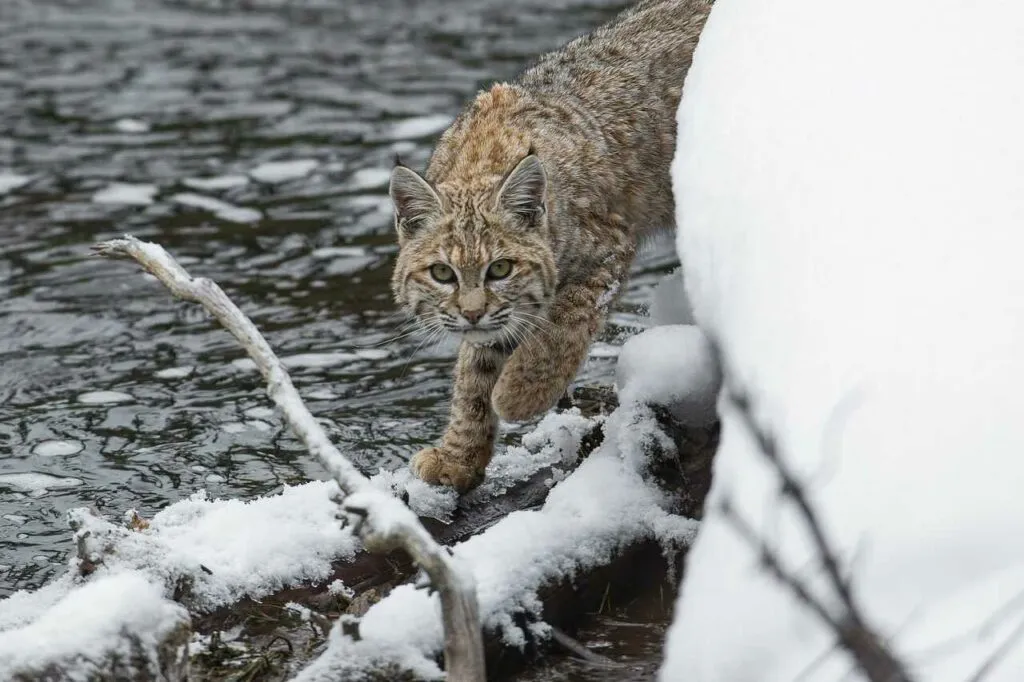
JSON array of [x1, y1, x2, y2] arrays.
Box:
[[92, 235, 485, 681]]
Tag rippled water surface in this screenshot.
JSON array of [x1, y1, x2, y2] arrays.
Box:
[[0, 0, 677, 600]]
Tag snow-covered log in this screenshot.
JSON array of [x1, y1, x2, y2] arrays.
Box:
[[185, 385, 717, 680], [293, 369, 718, 680], [0, 572, 190, 681], [662, 0, 1024, 680]]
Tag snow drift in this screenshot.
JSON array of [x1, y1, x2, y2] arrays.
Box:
[[661, 0, 1024, 680]]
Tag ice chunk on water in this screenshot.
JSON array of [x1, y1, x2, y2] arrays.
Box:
[[249, 159, 319, 183], [0, 172, 32, 194], [0, 473, 84, 494], [346, 167, 391, 191], [181, 174, 250, 191], [311, 246, 368, 259], [92, 183, 157, 205], [383, 114, 452, 141], [77, 391, 133, 404], [113, 118, 150, 133], [171, 192, 261, 223], [154, 366, 193, 379], [32, 441, 83, 457]]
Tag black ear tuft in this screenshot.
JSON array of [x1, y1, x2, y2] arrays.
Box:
[[393, 153, 405, 168]]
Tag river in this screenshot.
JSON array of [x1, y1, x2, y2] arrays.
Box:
[[0, 0, 678, 677]]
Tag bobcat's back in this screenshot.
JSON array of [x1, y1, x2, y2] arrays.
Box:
[[426, 0, 712, 247]]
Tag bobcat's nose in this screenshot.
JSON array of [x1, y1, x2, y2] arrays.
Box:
[[462, 309, 484, 325]]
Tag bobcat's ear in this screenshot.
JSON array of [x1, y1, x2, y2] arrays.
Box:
[[496, 154, 547, 226], [390, 165, 442, 241]]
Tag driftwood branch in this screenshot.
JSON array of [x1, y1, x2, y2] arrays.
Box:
[[93, 235, 485, 681], [718, 376, 914, 682]]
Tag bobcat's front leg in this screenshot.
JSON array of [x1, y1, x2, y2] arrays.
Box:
[[410, 342, 505, 492], [493, 240, 633, 423]]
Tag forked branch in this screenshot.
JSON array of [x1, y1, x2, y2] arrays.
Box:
[[93, 235, 485, 681]]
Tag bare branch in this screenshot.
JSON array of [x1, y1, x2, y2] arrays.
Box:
[[709, 337, 914, 682], [726, 388, 857, 614], [94, 235, 485, 681]]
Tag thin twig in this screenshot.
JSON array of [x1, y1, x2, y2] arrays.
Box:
[[94, 235, 485, 681], [549, 626, 626, 669], [727, 388, 857, 613], [965, 614, 1024, 682], [710, 335, 914, 682]]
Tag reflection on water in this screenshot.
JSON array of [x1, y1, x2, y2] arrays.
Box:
[[0, 0, 675, 640]]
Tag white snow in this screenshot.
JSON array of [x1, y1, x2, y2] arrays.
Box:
[[113, 118, 150, 133], [91, 183, 158, 206], [63, 480, 356, 612], [32, 440, 84, 457], [0, 172, 32, 194], [181, 174, 250, 191], [249, 159, 319, 183], [171, 192, 262, 223], [0, 473, 84, 494], [0, 571, 187, 680], [661, 0, 1024, 680], [77, 390, 133, 404], [616, 325, 719, 427]]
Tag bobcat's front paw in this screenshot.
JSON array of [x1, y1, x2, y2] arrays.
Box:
[[491, 374, 563, 423], [409, 446, 485, 492]]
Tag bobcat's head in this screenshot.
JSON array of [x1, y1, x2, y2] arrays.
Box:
[[389, 154, 556, 347]]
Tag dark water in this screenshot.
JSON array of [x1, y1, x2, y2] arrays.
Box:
[[0, 0, 677, 607]]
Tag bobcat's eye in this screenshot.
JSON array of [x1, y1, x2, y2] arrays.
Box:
[[429, 263, 457, 283], [486, 259, 513, 280]]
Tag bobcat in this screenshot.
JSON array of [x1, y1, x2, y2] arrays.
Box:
[[390, 0, 712, 491]]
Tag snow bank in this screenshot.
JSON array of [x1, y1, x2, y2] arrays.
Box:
[[662, 0, 1024, 680], [0, 572, 188, 681]]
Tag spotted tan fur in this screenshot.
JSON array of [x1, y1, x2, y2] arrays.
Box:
[[390, 0, 712, 491]]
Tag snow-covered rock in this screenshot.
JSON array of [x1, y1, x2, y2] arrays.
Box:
[[661, 0, 1024, 680]]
